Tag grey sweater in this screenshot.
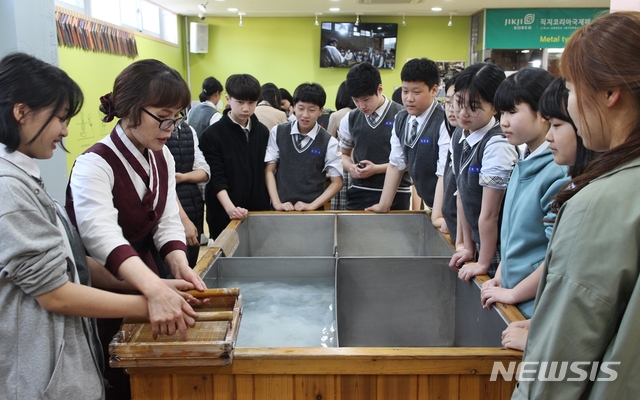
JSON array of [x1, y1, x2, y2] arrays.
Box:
[[0, 158, 104, 399]]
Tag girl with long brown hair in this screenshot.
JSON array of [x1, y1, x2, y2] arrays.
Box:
[[513, 11, 640, 398]]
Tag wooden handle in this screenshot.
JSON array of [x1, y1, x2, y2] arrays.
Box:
[[124, 311, 233, 325], [185, 288, 240, 298]]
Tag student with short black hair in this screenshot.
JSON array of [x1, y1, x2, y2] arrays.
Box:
[[367, 58, 449, 216], [339, 62, 409, 210], [199, 74, 270, 240], [500, 76, 599, 353], [480, 67, 567, 318], [539, 77, 599, 180], [265, 83, 343, 211], [448, 62, 518, 282]]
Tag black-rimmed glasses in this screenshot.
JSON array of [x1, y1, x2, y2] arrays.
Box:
[[141, 108, 184, 130]]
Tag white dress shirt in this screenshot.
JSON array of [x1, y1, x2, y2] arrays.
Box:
[[265, 121, 343, 177], [69, 124, 185, 267]]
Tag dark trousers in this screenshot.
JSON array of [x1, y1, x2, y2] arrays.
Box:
[[346, 187, 411, 210], [187, 244, 200, 268], [98, 318, 130, 400]]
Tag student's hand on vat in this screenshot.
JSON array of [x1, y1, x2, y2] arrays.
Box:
[[508, 319, 531, 330], [481, 285, 513, 309], [501, 320, 530, 351], [183, 218, 200, 247], [274, 201, 295, 211], [457, 262, 488, 283], [439, 220, 449, 234], [365, 203, 391, 213], [449, 248, 474, 272], [294, 201, 314, 211], [481, 277, 501, 289], [227, 206, 249, 220]]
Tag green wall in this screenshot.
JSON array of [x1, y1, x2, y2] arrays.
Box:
[[189, 15, 469, 107], [58, 15, 468, 171]]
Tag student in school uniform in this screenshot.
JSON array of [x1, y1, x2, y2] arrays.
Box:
[[279, 87, 296, 121], [448, 62, 518, 282], [66, 59, 206, 399], [328, 81, 356, 210], [199, 74, 270, 241], [366, 58, 449, 216], [370, 48, 385, 68], [166, 119, 210, 268], [440, 76, 463, 245], [499, 76, 599, 352], [254, 82, 288, 131], [187, 76, 223, 138], [339, 62, 409, 210], [480, 67, 568, 319], [265, 83, 343, 211]]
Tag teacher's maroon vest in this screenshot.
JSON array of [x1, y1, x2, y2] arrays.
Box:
[[66, 130, 169, 275]]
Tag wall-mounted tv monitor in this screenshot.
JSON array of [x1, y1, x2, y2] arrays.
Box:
[[320, 22, 397, 69]]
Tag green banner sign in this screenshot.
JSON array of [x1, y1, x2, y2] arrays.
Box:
[[486, 8, 608, 49]]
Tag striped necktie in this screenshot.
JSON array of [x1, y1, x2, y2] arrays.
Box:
[[407, 118, 419, 144], [461, 139, 472, 164], [367, 111, 379, 125], [295, 133, 308, 150]]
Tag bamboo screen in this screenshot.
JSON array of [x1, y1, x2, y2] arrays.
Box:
[[55, 8, 138, 58]]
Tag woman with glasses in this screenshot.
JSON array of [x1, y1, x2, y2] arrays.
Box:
[[65, 59, 206, 400]]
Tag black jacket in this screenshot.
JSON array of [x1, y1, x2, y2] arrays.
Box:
[[199, 110, 270, 239]]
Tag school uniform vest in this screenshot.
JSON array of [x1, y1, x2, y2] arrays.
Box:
[[452, 123, 504, 244], [188, 103, 218, 138], [166, 121, 204, 233], [442, 129, 462, 243], [274, 123, 331, 204], [348, 101, 408, 190], [66, 129, 168, 275], [394, 106, 445, 207]]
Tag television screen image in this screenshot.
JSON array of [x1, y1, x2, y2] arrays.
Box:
[[320, 22, 397, 69]]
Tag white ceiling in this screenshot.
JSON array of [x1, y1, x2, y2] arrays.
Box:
[[153, 0, 610, 18]]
